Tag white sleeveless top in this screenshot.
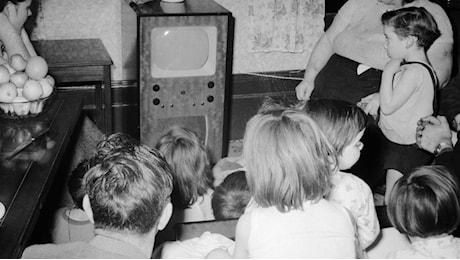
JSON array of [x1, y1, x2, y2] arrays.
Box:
[[246, 199, 357, 258], [379, 63, 434, 144]]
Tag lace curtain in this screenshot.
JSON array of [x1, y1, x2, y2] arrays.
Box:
[[248, 0, 323, 53]]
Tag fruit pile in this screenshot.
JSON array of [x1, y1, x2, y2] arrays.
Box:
[[0, 54, 55, 117]]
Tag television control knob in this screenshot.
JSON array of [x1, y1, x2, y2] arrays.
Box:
[[153, 98, 160, 105], [207, 95, 214, 103], [152, 84, 160, 91], [207, 82, 215, 88]]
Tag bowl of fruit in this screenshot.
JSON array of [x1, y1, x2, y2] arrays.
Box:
[[0, 54, 55, 119]]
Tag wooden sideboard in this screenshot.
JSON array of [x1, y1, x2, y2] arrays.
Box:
[[33, 39, 113, 134], [0, 92, 84, 258]]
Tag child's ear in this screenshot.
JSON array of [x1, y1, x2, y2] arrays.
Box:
[[405, 36, 417, 49], [327, 155, 338, 171], [157, 201, 173, 231], [82, 194, 95, 224]]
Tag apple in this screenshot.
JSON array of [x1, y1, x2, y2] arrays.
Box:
[[22, 79, 43, 101], [0, 65, 10, 84], [9, 54, 27, 72], [0, 82, 17, 102], [39, 77, 54, 97], [10, 71, 28, 89]]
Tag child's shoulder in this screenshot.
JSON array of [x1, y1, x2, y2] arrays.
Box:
[[401, 62, 432, 76], [329, 171, 373, 200], [333, 171, 371, 189]]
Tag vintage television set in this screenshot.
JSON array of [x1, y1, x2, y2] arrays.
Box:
[[130, 0, 233, 162]]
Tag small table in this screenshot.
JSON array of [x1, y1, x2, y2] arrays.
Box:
[[0, 92, 84, 258], [33, 39, 113, 134]]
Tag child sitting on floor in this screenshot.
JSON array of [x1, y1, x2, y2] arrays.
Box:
[[51, 158, 96, 244], [212, 96, 298, 187], [303, 99, 380, 253], [387, 165, 460, 258], [154, 126, 215, 246], [160, 171, 250, 258], [156, 125, 215, 222], [207, 109, 357, 258]]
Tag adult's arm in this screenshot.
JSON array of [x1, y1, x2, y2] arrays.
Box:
[[296, 3, 353, 100], [439, 74, 460, 130], [427, 41, 453, 89], [0, 13, 31, 59], [21, 29, 37, 57], [421, 1, 454, 88]]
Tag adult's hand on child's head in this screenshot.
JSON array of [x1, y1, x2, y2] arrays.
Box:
[[296, 79, 314, 101], [416, 116, 452, 153]]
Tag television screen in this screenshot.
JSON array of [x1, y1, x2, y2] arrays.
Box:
[[151, 26, 217, 78]]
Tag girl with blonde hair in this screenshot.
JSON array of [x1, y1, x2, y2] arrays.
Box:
[[208, 109, 357, 258]]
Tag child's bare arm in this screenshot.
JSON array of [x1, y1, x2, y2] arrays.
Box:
[[380, 61, 418, 115]]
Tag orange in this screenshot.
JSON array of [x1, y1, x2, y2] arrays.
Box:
[[25, 56, 48, 80]]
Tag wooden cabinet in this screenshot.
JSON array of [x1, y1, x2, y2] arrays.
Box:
[[33, 39, 113, 134]]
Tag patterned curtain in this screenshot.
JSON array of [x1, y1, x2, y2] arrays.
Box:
[[248, 0, 324, 53]]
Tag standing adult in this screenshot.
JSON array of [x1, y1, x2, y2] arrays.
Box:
[[295, 0, 453, 104]]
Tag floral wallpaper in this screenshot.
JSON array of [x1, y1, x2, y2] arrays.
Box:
[[248, 0, 323, 53], [215, 0, 324, 73]]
